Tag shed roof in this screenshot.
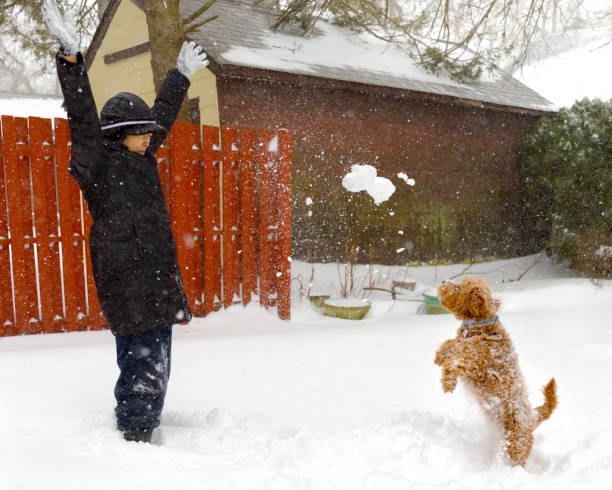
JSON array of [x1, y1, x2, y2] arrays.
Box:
[[90, 0, 555, 114]]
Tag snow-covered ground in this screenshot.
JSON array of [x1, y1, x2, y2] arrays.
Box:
[[1, 254, 611, 489]]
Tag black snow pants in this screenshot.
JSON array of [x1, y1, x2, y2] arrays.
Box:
[[114, 326, 172, 431]]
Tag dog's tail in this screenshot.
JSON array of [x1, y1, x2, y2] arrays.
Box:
[[535, 378, 558, 425]]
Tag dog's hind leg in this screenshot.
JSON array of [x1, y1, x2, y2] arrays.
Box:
[[504, 427, 534, 466]]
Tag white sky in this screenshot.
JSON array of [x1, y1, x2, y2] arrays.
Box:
[[514, 28, 612, 108]]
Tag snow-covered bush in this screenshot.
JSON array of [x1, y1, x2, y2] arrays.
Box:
[[521, 98, 612, 278]]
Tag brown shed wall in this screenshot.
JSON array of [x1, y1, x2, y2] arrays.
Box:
[[215, 67, 543, 264]]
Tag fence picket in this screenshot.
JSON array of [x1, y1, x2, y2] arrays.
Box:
[[3, 117, 34, 333], [239, 127, 258, 306], [54, 118, 88, 330], [29, 117, 64, 333], [202, 125, 222, 315], [0, 121, 16, 336], [259, 130, 280, 310], [17, 118, 41, 333], [169, 122, 204, 317], [276, 130, 292, 320], [221, 127, 241, 309]]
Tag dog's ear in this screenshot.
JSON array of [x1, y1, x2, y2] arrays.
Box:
[[467, 286, 487, 318]]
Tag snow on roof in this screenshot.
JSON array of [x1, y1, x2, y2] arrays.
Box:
[[0, 93, 66, 119], [180, 0, 554, 113]]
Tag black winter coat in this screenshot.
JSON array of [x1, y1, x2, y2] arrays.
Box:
[[57, 54, 192, 336]]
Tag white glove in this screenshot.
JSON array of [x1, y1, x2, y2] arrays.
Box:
[[42, 0, 79, 56], [176, 41, 209, 78]]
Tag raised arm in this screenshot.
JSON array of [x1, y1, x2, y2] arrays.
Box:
[[147, 70, 190, 156], [147, 41, 209, 155], [56, 54, 104, 186], [43, 0, 104, 188]]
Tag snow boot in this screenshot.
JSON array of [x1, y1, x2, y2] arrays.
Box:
[[122, 428, 153, 443]]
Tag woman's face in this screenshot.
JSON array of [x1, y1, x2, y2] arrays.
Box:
[[122, 133, 152, 155]]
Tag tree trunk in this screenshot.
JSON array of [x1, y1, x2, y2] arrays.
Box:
[[143, 0, 192, 123]]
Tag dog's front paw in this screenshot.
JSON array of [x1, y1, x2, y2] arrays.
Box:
[[434, 340, 454, 365], [441, 375, 457, 393]]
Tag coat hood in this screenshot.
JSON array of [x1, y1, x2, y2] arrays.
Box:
[[100, 92, 166, 139]]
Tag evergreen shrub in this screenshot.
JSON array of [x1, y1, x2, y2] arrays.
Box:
[[521, 98, 612, 278]]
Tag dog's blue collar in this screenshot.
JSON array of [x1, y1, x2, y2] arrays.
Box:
[[461, 316, 499, 337]]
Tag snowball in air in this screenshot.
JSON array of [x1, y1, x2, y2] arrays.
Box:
[[342, 164, 395, 205], [398, 172, 415, 186]]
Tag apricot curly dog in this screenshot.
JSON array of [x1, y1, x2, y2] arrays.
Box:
[[434, 277, 557, 466]]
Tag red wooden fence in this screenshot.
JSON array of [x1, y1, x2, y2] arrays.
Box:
[[0, 116, 292, 337]]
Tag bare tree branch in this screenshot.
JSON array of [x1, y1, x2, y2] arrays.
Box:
[[184, 15, 219, 34]]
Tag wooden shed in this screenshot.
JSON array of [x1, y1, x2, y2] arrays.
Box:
[[87, 0, 556, 264]]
